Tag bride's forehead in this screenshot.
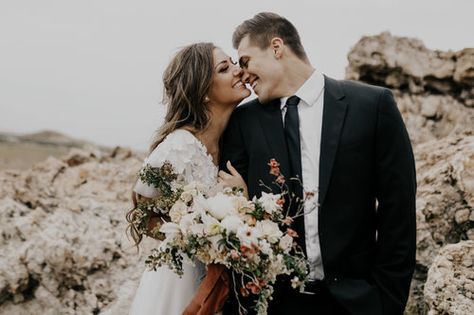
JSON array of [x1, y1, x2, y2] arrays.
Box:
[[213, 48, 229, 60]]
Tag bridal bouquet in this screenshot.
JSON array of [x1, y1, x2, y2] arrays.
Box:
[[133, 159, 310, 315]]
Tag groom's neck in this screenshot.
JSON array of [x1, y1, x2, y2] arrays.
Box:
[[278, 57, 315, 97]]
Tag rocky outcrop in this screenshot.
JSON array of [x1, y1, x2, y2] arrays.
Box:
[[0, 147, 153, 315], [424, 241, 474, 315], [346, 32, 474, 145], [347, 32, 474, 314], [415, 134, 474, 268]]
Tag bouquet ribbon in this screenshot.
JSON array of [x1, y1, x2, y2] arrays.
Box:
[[182, 264, 230, 315]]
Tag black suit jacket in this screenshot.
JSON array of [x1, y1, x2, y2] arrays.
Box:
[[220, 76, 417, 315]]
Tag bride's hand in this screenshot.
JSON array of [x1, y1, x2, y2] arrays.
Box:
[[218, 161, 249, 198]]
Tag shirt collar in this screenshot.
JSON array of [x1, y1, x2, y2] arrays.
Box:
[[280, 69, 325, 109]]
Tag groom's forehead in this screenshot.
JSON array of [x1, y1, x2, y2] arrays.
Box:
[[237, 35, 254, 56]]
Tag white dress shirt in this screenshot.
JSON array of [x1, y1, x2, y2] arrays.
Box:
[[281, 69, 325, 280]]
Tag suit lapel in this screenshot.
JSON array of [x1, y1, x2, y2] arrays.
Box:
[[319, 76, 348, 206], [257, 99, 291, 182]]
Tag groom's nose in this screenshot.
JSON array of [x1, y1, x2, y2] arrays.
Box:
[[241, 69, 251, 83]]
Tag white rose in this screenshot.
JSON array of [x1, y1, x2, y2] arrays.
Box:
[[179, 212, 196, 235], [220, 215, 244, 234], [169, 200, 188, 223], [159, 222, 181, 239], [201, 212, 221, 236], [192, 195, 208, 215], [256, 220, 283, 244], [258, 192, 282, 214], [206, 193, 237, 220], [279, 234, 293, 253], [259, 239, 273, 256], [232, 196, 253, 214], [189, 223, 205, 237]]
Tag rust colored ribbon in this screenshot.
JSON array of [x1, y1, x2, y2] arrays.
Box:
[[182, 264, 230, 315]]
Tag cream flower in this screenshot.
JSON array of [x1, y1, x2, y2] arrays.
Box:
[[221, 215, 244, 234], [255, 220, 282, 244], [258, 239, 273, 256], [206, 192, 237, 220], [179, 212, 197, 235], [169, 200, 188, 223], [232, 195, 254, 214], [201, 212, 222, 236], [258, 192, 282, 214], [237, 224, 262, 247], [189, 223, 205, 237], [159, 222, 181, 239], [279, 234, 293, 253]]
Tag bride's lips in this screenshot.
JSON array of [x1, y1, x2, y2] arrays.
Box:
[[232, 80, 245, 89]]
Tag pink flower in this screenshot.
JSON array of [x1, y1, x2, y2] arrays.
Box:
[[230, 249, 240, 260], [268, 159, 281, 176], [287, 228, 298, 238]]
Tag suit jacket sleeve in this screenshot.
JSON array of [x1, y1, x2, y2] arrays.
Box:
[[220, 109, 249, 182], [372, 89, 417, 315]]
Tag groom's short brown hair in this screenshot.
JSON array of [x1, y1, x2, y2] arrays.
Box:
[[232, 12, 307, 60]]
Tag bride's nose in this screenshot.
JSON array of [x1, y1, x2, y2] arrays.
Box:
[[232, 65, 244, 77]]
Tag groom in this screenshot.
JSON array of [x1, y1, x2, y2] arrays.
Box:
[[220, 12, 416, 315]]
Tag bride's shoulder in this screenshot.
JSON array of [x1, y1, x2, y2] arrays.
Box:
[[145, 129, 201, 172]]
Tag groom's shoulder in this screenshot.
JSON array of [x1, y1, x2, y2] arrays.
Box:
[[337, 78, 388, 96], [329, 77, 392, 107], [234, 98, 262, 116]]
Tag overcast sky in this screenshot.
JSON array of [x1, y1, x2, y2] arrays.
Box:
[[1, 0, 473, 150]]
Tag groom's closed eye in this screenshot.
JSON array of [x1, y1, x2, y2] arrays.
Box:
[[239, 57, 249, 69]]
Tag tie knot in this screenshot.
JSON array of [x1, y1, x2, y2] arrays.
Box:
[[286, 95, 300, 107]]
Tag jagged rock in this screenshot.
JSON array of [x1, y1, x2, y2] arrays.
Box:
[[395, 93, 474, 144], [454, 48, 474, 85], [415, 134, 474, 269], [403, 134, 474, 315], [424, 241, 474, 315], [346, 32, 474, 145], [0, 148, 151, 315]]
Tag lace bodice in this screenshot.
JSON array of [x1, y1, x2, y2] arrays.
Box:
[[134, 129, 218, 198]]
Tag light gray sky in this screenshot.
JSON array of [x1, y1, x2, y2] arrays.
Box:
[[1, 0, 473, 150]]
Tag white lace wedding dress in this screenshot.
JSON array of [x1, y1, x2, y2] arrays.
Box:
[[129, 129, 219, 315]]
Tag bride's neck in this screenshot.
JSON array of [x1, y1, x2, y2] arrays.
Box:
[[195, 104, 234, 161]]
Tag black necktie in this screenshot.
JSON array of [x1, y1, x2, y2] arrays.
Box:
[[283, 95, 306, 252], [284, 95, 303, 198]]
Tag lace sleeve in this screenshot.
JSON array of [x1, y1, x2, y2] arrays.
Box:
[[133, 130, 204, 198]]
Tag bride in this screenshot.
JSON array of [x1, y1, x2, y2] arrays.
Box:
[[127, 42, 250, 315]]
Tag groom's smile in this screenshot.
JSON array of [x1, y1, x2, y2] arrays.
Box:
[[237, 35, 290, 103]]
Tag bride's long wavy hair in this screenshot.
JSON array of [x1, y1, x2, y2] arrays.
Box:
[[126, 42, 216, 248]]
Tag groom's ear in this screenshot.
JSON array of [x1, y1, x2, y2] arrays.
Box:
[[270, 37, 284, 59]]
